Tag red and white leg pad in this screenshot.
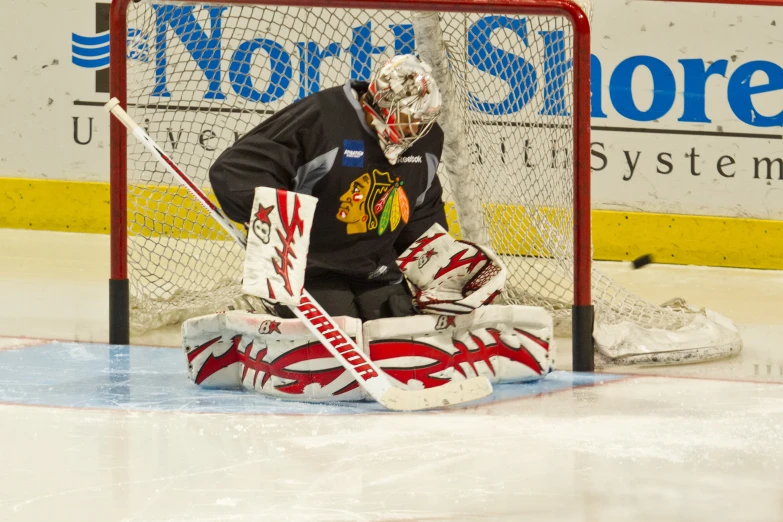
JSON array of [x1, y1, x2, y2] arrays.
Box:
[[183, 305, 553, 401], [363, 305, 554, 388], [183, 311, 365, 401]]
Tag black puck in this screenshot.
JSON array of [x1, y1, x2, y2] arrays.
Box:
[[631, 254, 653, 269]]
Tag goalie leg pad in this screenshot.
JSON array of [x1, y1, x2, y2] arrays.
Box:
[[363, 305, 554, 388], [183, 312, 244, 389], [183, 311, 366, 401]]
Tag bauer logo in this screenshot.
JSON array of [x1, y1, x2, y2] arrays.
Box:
[[257, 320, 281, 335], [342, 140, 365, 168]]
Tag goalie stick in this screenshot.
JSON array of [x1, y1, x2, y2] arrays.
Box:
[[105, 98, 492, 411]]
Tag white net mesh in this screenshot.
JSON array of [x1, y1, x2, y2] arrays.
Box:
[[121, 0, 741, 364]]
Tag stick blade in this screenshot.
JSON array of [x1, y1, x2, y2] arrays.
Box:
[[378, 376, 493, 411]]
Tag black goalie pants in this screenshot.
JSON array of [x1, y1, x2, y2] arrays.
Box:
[[273, 274, 416, 322]]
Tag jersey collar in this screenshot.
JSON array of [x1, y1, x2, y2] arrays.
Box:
[[343, 80, 377, 138]]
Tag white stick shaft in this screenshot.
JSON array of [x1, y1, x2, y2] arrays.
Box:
[[105, 99, 247, 248], [105, 98, 491, 410], [106, 98, 391, 396]]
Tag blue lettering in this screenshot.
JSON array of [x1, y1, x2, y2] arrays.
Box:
[[349, 22, 386, 81], [228, 39, 292, 103], [610, 56, 675, 122], [727, 60, 783, 127], [467, 16, 537, 115], [151, 6, 225, 99], [296, 41, 341, 99], [390, 24, 416, 54], [590, 54, 607, 118], [141, 8, 783, 130], [678, 59, 728, 123], [538, 30, 570, 116]]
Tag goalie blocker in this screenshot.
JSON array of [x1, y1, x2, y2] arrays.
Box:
[[184, 305, 554, 401], [243, 186, 316, 306]]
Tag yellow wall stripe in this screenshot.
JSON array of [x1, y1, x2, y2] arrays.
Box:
[[0, 178, 110, 234], [2, 177, 782, 270], [592, 211, 783, 270]]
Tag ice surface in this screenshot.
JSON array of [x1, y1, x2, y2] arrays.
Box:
[[1, 229, 782, 521]]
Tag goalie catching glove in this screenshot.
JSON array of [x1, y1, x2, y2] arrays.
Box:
[[242, 186, 317, 306], [397, 223, 507, 314]]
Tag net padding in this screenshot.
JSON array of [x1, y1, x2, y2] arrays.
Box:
[[122, 1, 741, 364]]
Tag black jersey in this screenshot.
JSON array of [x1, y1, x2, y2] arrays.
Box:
[[210, 80, 448, 283]]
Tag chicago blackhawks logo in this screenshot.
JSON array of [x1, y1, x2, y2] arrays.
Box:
[[337, 172, 371, 234], [337, 169, 410, 235]]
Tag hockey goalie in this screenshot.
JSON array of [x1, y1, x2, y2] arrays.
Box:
[[182, 54, 555, 402], [183, 188, 554, 401]]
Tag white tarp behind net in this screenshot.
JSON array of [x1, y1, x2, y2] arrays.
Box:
[[123, 1, 741, 364]]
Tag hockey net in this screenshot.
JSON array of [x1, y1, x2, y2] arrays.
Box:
[[115, 0, 741, 365]]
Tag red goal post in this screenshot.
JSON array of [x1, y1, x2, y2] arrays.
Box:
[[107, 0, 595, 369]]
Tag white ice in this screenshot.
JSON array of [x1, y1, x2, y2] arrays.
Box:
[[1, 228, 782, 522]]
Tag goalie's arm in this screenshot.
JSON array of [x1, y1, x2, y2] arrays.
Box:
[[209, 134, 293, 224], [393, 155, 448, 255], [209, 101, 327, 224]]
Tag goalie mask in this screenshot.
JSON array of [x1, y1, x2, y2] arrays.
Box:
[[362, 54, 442, 165]]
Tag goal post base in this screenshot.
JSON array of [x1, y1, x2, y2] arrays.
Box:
[[109, 278, 130, 345], [572, 304, 594, 372]]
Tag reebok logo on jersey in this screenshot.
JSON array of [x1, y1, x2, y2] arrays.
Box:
[[342, 140, 364, 167], [396, 155, 422, 164]]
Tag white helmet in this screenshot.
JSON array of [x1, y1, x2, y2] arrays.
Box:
[[361, 54, 442, 165]]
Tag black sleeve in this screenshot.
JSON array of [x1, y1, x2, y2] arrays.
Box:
[[393, 174, 448, 255], [394, 128, 448, 254], [209, 98, 324, 224]]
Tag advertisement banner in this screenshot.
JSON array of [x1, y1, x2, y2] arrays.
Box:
[[0, 0, 781, 221], [590, 0, 783, 219]]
